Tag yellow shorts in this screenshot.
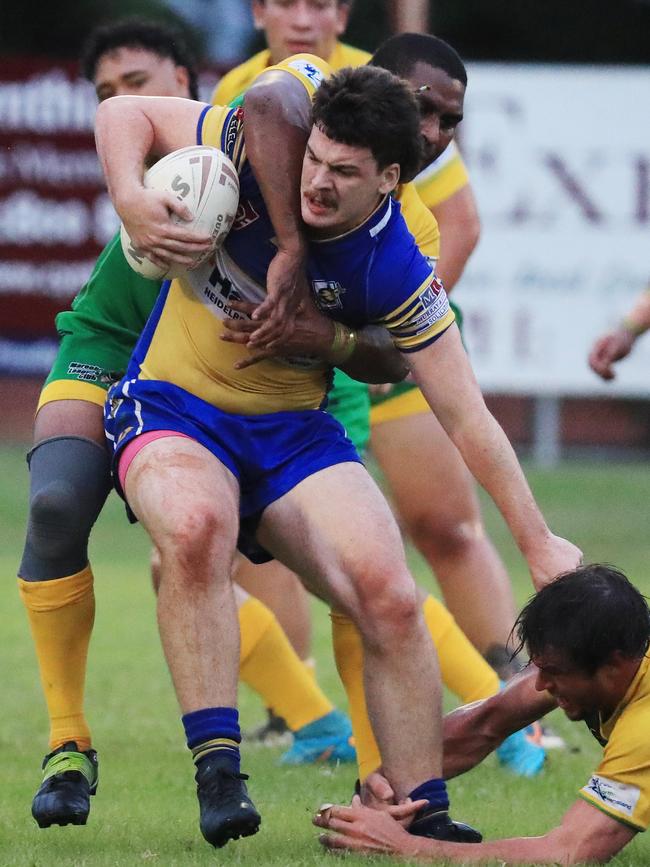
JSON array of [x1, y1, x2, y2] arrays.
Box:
[[369, 387, 429, 427], [37, 379, 107, 414]]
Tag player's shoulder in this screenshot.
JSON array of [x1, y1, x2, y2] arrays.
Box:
[[212, 50, 270, 105], [414, 141, 470, 208], [264, 53, 331, 93], [367, 199, 432, 303]]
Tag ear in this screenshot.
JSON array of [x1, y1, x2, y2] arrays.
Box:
[[252, 0, 266, 30], [335, 3, 351, 37], [378, 163, 400, 195], [175, 65, 190, 97]]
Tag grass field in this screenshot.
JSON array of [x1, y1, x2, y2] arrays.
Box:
[[1, 442, 650, 866]]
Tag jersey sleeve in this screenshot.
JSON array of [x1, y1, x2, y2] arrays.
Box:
[[197, 105, 246, 171], [256, 53, 331, 98], [414, 141, 470, 210], [367, 211, 454, 352], [395, 182, 441, 262], [579, 696, 650, 831]]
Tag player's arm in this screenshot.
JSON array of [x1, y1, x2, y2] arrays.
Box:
[[94, 95, 213, 270], [222, 298, 409, 383], [241, 68, 314, 347], [442, 667, 556, 778], [588, 284, 650, 381], [432, 183, 480, 292], [405, 325, 582, 588], [315, 797, 636, 864]]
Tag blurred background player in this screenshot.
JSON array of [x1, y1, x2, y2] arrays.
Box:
[[589, 282, 650, 381], [316, 565, 650, 864], [18, 17, 355, 833], [214, 5, 532, 765]]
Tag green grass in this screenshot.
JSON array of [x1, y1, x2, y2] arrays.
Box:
[[1, 443, 650, 865]]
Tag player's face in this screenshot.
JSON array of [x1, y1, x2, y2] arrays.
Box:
[[532, 648, 614, 722], [93, 47, 191, 102], [406, 61, 465, 168], [252, 0, 349, 64], [301, 125, 400, 238]]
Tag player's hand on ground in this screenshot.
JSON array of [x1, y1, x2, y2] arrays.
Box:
[[314, 796, 426, 856], [222, 297, 335, 369], [527, 533, 583, 591], [119, 188, 213, 271], [588, 330, 636, 381], [357, 771, 396, 811], [247, 246, 310, 348]]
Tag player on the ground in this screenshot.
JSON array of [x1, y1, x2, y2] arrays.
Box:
[[316, 564, 650, 865], [96, 59, 581, 847], [589, 282, 650, 381], [18, 18, 356, 834], [216, 4, 520, 694]]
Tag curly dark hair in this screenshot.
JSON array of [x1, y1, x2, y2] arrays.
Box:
[[371, 33, 467, 87], [512, 564, 650, 674], [80, 17, 199, 100], [311, 65, 423, 183]]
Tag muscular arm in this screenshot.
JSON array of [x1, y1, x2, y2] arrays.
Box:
[[443, 668, 556, 778], [94, 95, 213, 267], [242, 70, 313, 344], [406, 326, 582, 587], [317, 798, 636, 864], [432, 183, 480, 292]]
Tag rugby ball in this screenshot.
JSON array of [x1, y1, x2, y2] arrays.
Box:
[[120, 145, 240, 280]]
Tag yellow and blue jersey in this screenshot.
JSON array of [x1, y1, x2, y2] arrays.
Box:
[[124, 54, 454, 417]]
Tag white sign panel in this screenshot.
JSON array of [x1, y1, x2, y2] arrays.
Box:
[[455, 64, 650, 396]]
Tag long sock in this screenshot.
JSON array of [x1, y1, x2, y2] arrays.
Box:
[[18, 565, 95, 751], [421, 596, 499, 703], [238, 596, 333, 732], [183, 706, 241, 773], [332, 596, 500, 780]]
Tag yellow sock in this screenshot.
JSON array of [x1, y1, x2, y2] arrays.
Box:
[[18, 566, 95, 751], [330, 611, 380, 780], [332, 597, 500, 781], [238, 597, 333, 731], [422, 595, 499, 703]]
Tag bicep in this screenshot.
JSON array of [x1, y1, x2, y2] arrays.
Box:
[[109, 95, 208, 157]]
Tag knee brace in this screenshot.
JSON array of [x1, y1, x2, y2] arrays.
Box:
[[19, 436, 112, 581]]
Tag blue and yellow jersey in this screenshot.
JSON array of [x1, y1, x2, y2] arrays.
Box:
[[580, 655, 650, 831], [126, 54, 453, 416]]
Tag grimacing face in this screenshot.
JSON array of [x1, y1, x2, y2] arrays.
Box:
[[252, 0, 349, 65], [300, 124, 400, 238], [404, 61, 465, 169], [93, 46, 190, 101], [532, 647, 619, 722]]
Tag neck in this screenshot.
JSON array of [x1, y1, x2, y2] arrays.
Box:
[[601, 656, 643, 719]]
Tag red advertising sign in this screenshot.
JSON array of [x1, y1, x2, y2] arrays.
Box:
[[0, 58, 117, 374]]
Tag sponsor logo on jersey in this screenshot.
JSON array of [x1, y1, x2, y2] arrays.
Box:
[[288, 60, 324, 88], [233, 200, 260, 231], [415, 275, 450, 330], [313, 279, 346, 310], [582, 775, 640, 819], [222, 108, 243, 160]]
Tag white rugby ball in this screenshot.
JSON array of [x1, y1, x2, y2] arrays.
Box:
[[120, 145, 240, 280]]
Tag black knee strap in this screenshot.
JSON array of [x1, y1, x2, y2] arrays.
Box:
[[19, 436, 112, 581]]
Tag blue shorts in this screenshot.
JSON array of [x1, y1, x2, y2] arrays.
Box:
[[105, 378, 362, 562]]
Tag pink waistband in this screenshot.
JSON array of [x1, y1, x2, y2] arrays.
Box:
[[118, 429, 192, 491]]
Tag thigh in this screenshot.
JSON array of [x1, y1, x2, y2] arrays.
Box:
[[124, 435, 240, 549], [257, 462, 410, 615], [34, 397, 107, 446], [371, 408, 482, 530]]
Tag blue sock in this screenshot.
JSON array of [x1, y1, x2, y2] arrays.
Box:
[[182, 706, 241, 773], [409, 777, 449, 812]]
